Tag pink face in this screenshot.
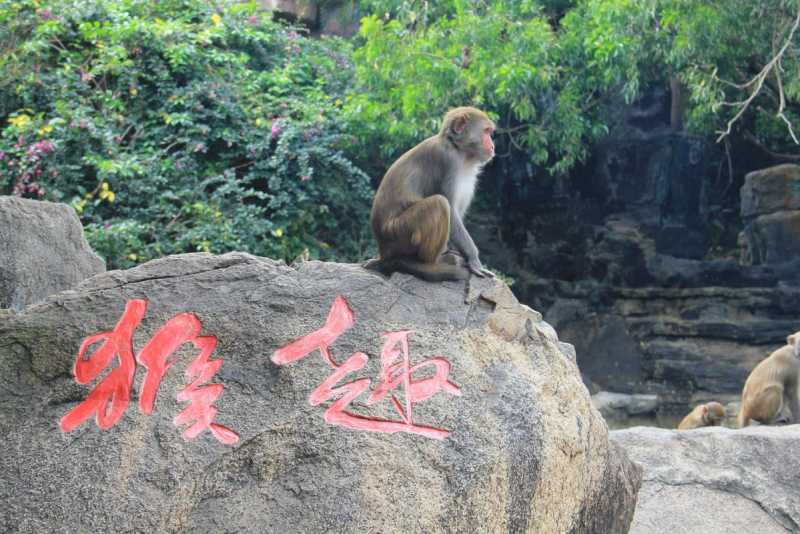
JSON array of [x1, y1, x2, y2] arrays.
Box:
[[482, 123, 495, 160]]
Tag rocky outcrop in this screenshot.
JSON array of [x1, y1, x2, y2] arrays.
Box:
[[507, 213, 800, 411], [0, 252, 640, 534], [0, 196, 105, 310], [740, 164, 800, 217], [612, 425, 800, 533], [477, 141, 800, 414], [739, 164, 800, 266], [592, 391, 659, 420]]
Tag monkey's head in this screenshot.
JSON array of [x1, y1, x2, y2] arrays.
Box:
[[441, 107, 495, 163], [788, 331, 800, 357], [703, 402, 726, 426]]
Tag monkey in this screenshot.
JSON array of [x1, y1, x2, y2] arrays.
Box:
[[738, 331, 800, 428], [363, 107, 496, 281], [677, 401, 726, 430]]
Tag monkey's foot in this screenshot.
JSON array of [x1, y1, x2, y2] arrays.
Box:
[[440, 251, 465, 267], [362, 258, 392, 277]]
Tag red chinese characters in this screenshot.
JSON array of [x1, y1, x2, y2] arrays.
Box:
[[60, 299, 239, 445], [271, 296, 461, 440]]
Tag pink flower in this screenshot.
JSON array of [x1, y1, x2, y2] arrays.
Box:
[[37, 8, 53, 20], [27, 140, 55, 156], [247, 15, 258, 24], [271, 119, 283, 140]]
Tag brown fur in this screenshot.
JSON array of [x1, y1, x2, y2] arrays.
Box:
[[365, 107, 495, 281], [739, 331, 800, 428], [678, 401, 726, 430]]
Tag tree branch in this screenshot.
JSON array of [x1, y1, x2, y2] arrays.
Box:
[[716, 4, 800, 144]]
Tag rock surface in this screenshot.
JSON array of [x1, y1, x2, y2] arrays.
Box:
[[592, 391, 659, 420], [612, 425, 800, 533], [740, 164, 800, 218], [0, 196, 105, 310], [740, 164, 800, 266], [474, 89, 800, 417], [480, 208, 800, 412], [0, 252, 640, 534]]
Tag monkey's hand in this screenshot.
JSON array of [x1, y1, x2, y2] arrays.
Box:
[[466, 258, 495, 278]]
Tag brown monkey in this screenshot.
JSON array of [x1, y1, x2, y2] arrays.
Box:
[[364, 107, 496, 281], [677, 401, 726, 430], [738, 331, 800, 428]]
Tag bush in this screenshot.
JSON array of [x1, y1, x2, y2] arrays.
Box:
[[0, 0, 373, 268]]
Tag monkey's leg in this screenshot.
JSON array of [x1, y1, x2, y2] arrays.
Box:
[[377, 195, 469, 281], [753, 386, 783, 425], [382, 194, 451, 262]]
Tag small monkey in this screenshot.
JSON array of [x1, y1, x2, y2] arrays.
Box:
[[677, 401, 726, 430], [364, 107, 496, 281], [738, 331, 800, 428]]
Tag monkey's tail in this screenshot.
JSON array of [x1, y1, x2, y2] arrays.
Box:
[[363, 257, 469, 282]]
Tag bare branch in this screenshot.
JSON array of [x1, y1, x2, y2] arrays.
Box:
[[716, 4, 800, 144]]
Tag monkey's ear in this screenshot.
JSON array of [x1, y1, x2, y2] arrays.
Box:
[[701, 405, 708, 416], [789, 334, 798, 347], [451, 114, 468, 135]]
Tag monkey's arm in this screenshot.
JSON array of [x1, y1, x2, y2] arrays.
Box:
[[449, 211, 493, 277]]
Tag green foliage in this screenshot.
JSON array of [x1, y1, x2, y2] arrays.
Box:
[[349, 0, 800, 172], [347, 1, 594, 173], [0, 0, 373, 268]]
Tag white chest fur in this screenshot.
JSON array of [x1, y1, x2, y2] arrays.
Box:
[[450, 162, 481, 218]]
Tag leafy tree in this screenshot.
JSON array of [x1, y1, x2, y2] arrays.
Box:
[[348, 0, 800, 174], [0, 0, 373, 268]]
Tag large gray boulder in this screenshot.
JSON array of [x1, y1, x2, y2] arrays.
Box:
[[0, 196, 105, 310], [612, 425, 800, 533], [0, 252, 641, 534]]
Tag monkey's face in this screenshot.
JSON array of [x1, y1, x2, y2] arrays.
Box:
[[443, 107, 495, 163], [458, 118, 494, 163], [479, 122, 495, 161]]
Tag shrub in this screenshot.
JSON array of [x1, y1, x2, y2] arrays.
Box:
[[0, 0, 373, 268]]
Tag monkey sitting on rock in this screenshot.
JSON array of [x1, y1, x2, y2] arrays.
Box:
[[677, 402, 726, 430], [364, 107, 496, 281], [738, 330, 800, 428]]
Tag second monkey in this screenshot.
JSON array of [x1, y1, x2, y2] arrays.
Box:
[[365, 107, 495, 281]]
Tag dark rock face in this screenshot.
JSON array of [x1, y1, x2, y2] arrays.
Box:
[[0, 252, 640, 534], [612, 425, 800, 533], [476, 90, 800, 415], [0, 196, 105, 310], [516, 214, 799, 407]]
